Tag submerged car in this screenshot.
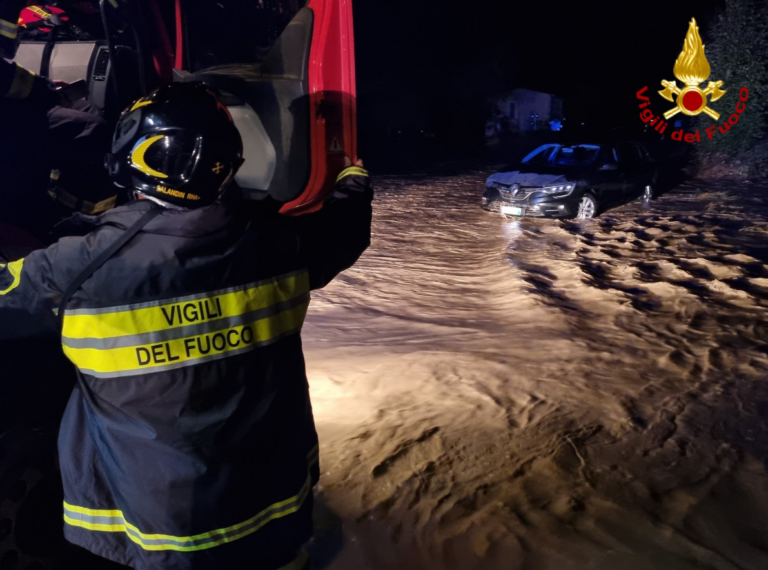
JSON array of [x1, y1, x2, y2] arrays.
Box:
[[482, 142, 657, 219]]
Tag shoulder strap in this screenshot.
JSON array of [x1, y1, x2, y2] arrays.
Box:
[[58, 207, 160, 324]]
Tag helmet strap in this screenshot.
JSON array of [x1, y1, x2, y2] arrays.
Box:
[[217, 166, 238, 200]]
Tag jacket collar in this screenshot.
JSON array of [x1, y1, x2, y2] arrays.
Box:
[[54, 200, 240, 239]]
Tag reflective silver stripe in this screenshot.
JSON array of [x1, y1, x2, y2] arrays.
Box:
[[64, 269, 307, 316], [64, 510, 124, 528], [0, 18, 17, 39], [75, 325, 304, 379], [64, 475, 313, 551], [62, 292, 310, 350]]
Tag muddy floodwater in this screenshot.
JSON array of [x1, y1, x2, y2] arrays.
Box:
[[303, 169, 768, 570]]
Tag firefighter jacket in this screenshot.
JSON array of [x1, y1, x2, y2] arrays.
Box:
[[0, 58, 57, 107], [0, 0, 24, 58], [0, 166, 373, 569], [0, 0, 58, 106]]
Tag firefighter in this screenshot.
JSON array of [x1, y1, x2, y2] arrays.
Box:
[[1, 2, 113, 238], [0, 0, 23, 58], [0, 56, 113, 237], [0, 82, 373, 569], [0, 57, 59, 236]]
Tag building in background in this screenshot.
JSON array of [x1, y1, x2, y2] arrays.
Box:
[[486, 88, 564, 138]]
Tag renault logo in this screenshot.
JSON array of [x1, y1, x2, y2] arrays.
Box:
[[511, 183, 520, 196]]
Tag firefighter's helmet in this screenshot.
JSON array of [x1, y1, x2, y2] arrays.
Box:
[[106, 82, 244, 209]]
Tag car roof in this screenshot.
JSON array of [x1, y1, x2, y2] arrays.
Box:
[[534, 142, 606, 149], [557, 139, 650, 149]]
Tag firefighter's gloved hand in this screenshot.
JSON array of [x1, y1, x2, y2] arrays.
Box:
[[328, 157, 372, 202]]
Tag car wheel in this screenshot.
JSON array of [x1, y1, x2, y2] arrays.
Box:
[[642, 185, 655, 202], [577, 193, 598, 219]]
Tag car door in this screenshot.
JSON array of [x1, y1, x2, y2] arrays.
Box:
[[617, 143, 643, 201], [636, 144, 656, 187], [592, 146, 625, 207]]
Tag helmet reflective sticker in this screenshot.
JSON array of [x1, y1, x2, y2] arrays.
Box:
[[130, 98, 153, 112], [130, 135, 169, 179], [130, 132, 203, 183]]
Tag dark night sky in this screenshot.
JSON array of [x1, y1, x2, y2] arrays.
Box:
[[352, 0, 727, 139]]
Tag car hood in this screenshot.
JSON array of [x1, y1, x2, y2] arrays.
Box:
[[488, 165, 589, 187]]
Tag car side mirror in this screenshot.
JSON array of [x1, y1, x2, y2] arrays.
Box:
[[599, 163, 618, 171]]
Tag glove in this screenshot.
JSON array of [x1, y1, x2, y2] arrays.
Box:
[[328, 158, 372, 202]]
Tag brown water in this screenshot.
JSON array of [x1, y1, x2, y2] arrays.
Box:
[[303, 171, 768, 570]]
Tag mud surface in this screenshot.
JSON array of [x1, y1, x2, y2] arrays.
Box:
[[303, 170, 768, 570]]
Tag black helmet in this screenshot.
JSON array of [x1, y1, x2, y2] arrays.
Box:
[[107, 82, 244, 209]]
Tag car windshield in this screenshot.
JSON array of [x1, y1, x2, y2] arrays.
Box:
[[522, 144, 602, 167]]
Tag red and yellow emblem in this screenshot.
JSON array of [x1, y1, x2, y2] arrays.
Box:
[[659, 18, 726, 120]]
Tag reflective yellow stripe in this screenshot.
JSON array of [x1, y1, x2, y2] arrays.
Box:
[[307, 444, 319, 463], [61, 272, 310, 377], [130, 98, 152, 111], [0, 259, 24, 295], [63, 451, 320, 552], [65, 476, 311, 551], [55, 189, 78, 209], [130, 135, 169, 179], [26, 6, 52, 18], [0, 18, 17, 39], [336, 166, 369, 182], [108, 0, 119, 8], [63, 516, 125, 532], [6, 65, 35, 100], [63, 272, 309, 340], [82, 195, 117, 214], [65, 504, 123, 517], [62, 302, 308, 376]]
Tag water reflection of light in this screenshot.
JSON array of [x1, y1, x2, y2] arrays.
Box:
[[502, 219, 523, 242]]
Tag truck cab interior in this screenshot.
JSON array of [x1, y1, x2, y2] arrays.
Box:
[[10, 0, 356, 214]]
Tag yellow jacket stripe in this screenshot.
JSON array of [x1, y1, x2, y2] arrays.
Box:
[[63, 445, 319, 552], [0, 259, 24, 295], [6, 64, 35, 100], [63, 302, 308, 377], [0, 18, 17, 39], [63, 271, 308, 339], [61, 271, 310, 377]]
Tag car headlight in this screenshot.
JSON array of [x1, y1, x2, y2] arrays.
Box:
[[540, 183, 575, 196]]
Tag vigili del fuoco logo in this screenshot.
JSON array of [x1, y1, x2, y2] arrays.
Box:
[[636, 18, 749, 143]]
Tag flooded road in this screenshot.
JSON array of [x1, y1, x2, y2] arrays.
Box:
[[303, 169, 768, 570]]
